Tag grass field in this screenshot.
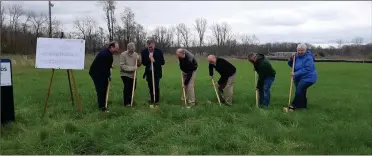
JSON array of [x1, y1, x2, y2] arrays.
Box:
[[1, 55, 372, 154]]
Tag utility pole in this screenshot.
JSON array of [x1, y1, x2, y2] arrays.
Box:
[[48, 1, 54, 38]]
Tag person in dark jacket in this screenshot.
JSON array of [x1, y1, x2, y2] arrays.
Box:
[[176, 48, 198, 107], [89, 41, 119, 112], [208, 55, 236, 106], [141, 38, 165, 108], [248, 53, 276, 108], [286, 43, 318, 111]]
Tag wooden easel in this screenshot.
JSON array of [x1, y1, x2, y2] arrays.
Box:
[[42, 32, 82, 117]]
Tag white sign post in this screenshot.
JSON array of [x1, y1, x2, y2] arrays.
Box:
[[36, 37, 84, 116], [1, 59, 15, 124]]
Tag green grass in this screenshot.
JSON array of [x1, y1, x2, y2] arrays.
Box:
[[1, 55, 372, 154]]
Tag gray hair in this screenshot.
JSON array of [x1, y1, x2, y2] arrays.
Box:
[[297, 43, 307, 50], [127, 42, 135, 52], [177, 48, 185, 53], [247, 52, 256, 59], [146, 37, 155, 44]]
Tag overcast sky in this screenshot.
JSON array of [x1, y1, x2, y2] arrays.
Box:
[[3, 1, 372, 46]]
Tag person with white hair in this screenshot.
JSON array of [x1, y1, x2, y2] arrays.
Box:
[[176, 48, 198, 107], [207, 55, 236, 106], [120, 42, 141, 107], [286, 43, 318, 111]]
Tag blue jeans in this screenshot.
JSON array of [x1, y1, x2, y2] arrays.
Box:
[[259, 77, 275, 106], [292, 80, 314, 108]]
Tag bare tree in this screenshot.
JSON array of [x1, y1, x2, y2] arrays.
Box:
[[30, 11, 47, 37], [351, 37, 365, 57], [240, 34, 252, 56], [251, 34, 259, 45], [336, 39, 343, 49], [73, 16, 97, 53], [134, 23, 146, 51], [0, 1, 5, 28], [220, 22, 231, 46], [8, 4, 23, 31], [175, 27, 181, 47], [194, 18, 207, 50], [98, 26, 106, 47], [73, 16, 96, 39], [99, 0, 116, 41], [7, 4, 23, 51], [120, 6, 136, 48], [51, 18, 63, 37], [153, 26, 174, 53], [352, 37, 364, 45], [21, 11, 32, 34], [226, 34, 238, 55], [336, 39, 343, 56], [210, 22, 231, 48], [210, 23, 221, 47], [176, 23, 191, 48]]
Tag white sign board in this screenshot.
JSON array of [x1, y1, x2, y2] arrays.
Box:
[[35, 38, 85, 70], [1, 62, 12, 86]]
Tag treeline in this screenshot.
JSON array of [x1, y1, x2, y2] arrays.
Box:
[[1, 1, 371, 59]]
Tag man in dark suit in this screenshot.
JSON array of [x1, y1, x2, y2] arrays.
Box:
[[89, 41, 119, 112], [141, 38, 165, 108]]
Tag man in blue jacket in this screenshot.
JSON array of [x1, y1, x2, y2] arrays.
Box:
[[89, 41, 119, 112], [287, 43, 318, 111], [141, 38, 165, 108]]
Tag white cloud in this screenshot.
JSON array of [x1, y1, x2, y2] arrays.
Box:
[[2, 1, 371, 44]]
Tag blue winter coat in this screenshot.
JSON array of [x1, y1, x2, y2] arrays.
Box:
[[288, 51, 317, 83]]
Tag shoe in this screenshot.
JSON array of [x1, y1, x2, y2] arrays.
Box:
[[283, 106, 295, 112], [125, 104, 131, 108], [149, 105, 154, 108], [188, 103, 196, 107], [101, 107, 108, 112]]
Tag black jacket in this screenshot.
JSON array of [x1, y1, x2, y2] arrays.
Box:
[[253, 54, 276, 89], [89, 48, 113, 79], [141, 48, 165, 79], [209, 57, 236, 86], [179, 50, 198, 86]]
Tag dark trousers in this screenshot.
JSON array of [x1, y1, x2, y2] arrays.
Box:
[[292, 80, 314, 108], [146, 75, 160, 104], [90, 74, 109, 110], [258, 77, 275, 106], [121, 76, 136, 106]]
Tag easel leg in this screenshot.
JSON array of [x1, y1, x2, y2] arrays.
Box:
[[67, 69, 74, 105], [70, 70, 82, 112], [43, 69, 55, 117]]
